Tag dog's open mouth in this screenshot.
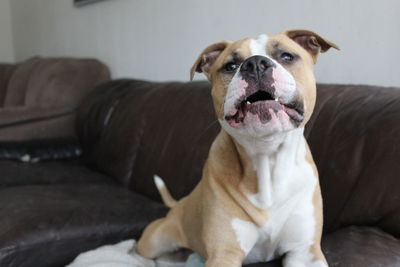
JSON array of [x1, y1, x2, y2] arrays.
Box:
[[225, 90, 304, 125], [245, 90, 275, 104]]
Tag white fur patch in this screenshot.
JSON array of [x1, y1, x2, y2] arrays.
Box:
[[223, 73, 248, 117], [271, 64, 297, 104], [244, 128, 309, 209], [252, 153, 273, 207], [249, 33, 297, 104], [250, 34, 268, 57], [231, 218, 259, 255], [154, 175, 165, 190]]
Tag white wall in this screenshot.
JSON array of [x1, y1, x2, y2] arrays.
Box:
[[0, 0, 14, 62], [9, 0, 400, 86]]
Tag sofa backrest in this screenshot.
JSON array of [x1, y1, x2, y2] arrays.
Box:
[[78, 80, 400, 238], [304, 84, 400, 237], [78, 79, 219, 198]]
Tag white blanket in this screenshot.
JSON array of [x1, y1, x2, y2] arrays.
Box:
[[67, 240, 205, 267]]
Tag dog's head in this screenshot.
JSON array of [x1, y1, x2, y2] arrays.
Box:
[[191, 29, 338, 138]]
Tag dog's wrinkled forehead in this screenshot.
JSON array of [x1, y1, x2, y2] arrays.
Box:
[[217, 34, 274, 65], [190, 29, 339, 81], [217, 33, 311, 69]]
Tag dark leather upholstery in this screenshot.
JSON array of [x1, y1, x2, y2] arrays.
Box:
[[0, 184, 167, 267], [0, 160, 114, 187], [321, 226, 400, 267], [77, 80, 219, 198], [305, 84, 400, 238], [1, 78, 399, 266], [77, 80, 400, 266]]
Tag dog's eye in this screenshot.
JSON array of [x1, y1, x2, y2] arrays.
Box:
[[223, 62, 239, 72], [280, 52, 295, 62]]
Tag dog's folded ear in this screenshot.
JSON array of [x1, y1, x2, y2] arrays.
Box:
[[190, 41, 231, 81], [284, 29, 339, 63]]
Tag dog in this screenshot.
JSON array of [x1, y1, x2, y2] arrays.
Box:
[[137, 29, 339, 267]]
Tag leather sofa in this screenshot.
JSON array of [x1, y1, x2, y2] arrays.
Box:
[[0, 72, 399, 266]]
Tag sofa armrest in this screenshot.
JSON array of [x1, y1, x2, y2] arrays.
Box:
[[0, 106, 76, 141], [76, 79, 146, 183]]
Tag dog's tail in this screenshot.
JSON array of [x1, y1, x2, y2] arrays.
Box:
[[154, 175, 177, 208]]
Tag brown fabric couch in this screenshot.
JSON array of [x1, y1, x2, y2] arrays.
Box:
[[0, 57, 110, 141], [0, 78, 399, 267]]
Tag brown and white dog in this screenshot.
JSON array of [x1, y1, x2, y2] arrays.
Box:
[[137, 29, 339, 267]]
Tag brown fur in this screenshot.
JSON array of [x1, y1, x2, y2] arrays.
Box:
[[306, 144, 327, 264]]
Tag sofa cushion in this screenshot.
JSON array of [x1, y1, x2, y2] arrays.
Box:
[[3, 58, 39, 107], [0, 184, 168, 267], [244, 226, 400, 267], [322, 226, 400, 267], [0, 106, 76, 141], [244, 260, 281, 267], [0, 160, 115, 187]]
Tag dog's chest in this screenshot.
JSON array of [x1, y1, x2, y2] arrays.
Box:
[[243, 169, 316, 264], [231, 132, 318, 264]]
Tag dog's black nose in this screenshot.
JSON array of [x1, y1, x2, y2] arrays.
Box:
[[240, 55, 275, 79]]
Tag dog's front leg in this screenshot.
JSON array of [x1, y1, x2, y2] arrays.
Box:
[[283, 245, 328, 267]]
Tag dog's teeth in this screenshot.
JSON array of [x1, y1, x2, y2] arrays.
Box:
[[247, 101, 251, 105], [274, 98, 279, 102]]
